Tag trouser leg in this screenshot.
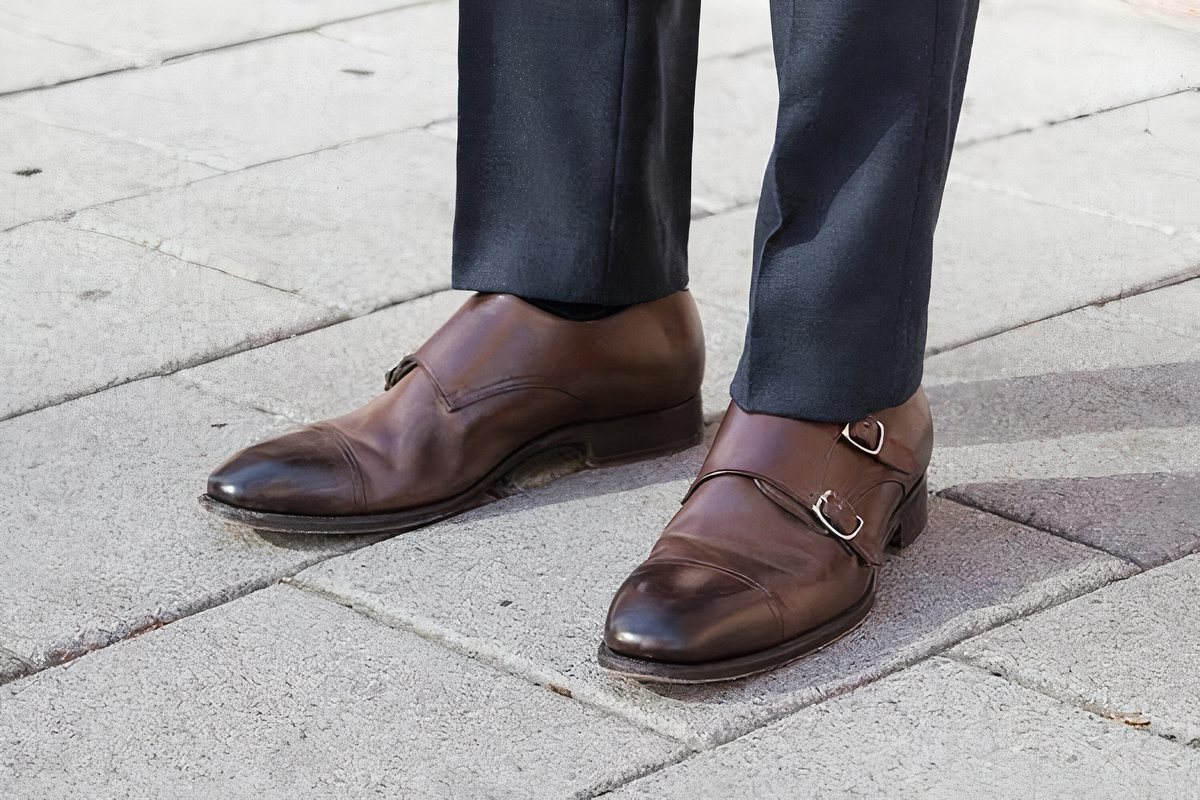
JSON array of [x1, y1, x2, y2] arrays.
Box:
[[732, 0, 980, 422], [451, 0, 702, 305]]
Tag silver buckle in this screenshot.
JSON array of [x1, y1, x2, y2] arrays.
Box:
[[812, 490, 864, 540], [842, 419, 885, 456]]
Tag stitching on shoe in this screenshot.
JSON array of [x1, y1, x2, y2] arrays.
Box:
[[325, 427, 367, 514]]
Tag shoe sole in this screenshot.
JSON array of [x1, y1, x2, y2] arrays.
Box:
[[198, 395, 705, 535], [595, 474, 929, 684]]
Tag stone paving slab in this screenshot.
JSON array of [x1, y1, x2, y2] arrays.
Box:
[[953, 90, 1200, 241], [294, 448, 1134, 748], [68, 127, 456, 315], [179, 290, 468, 423], [691, 52, 776, 217], [951, 554, 1200, 746], [0, 110, 218, 231], [2, 6, 456, 171], [0, 0, 420, 94], [924, 276, 1200, 386], [687, 207, 756, 315], [929, 424, 1200, 491], [698, 0, 771, 60], [960, 0, 1200, 144], [0, 377, 388, 680], [608, 657, 1200, 799], [927, 179, 1200, 352], [929, 360, 1200, 448], [0, 23, 114, 97], [0, 222, 337, 420], [945, 472, 1200, 568], [0, 586, 684, 799]]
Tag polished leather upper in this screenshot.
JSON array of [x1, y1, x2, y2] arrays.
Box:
[[208, 291, 704, 516], [604, 389, 933, 664]]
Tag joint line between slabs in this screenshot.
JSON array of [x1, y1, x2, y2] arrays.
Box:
[[283, 579, 704, 748], [935, 492, 1145, 568], [943, 651, 1199, 751], [0, 286, 450, 425], [1, 113, 458, 237], [955, 85, 1200, 150], [0, 0, 457, 100], [0, 546, 384, 691], [926, 267, 1200, 358]]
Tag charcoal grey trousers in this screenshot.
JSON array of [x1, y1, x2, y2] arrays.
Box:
[[451, 0, 979, 422]]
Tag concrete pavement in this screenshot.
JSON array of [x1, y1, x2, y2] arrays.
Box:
[[3, 0, 1200, 795]]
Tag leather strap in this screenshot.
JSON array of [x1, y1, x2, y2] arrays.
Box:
[[842, 416, 920, 475], [383, 355, 420, 391], [683, 468, 881, 566]]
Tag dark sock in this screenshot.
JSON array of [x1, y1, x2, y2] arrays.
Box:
[[521, 297, 632, 321]]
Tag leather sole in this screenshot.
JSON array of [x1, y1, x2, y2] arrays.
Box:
[[198, 395, 704, 535], [596, 474, 929, 684]]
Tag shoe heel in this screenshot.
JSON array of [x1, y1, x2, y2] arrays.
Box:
[[887, 474, 928, 550], [582, 395, 705, 467]]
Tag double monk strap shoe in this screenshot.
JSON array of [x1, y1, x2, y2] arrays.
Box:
[[599, 388, 933, 683], [201, 291, 706, 534]]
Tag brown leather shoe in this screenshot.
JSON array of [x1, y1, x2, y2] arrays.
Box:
[[598, 389, 933, 683], [201, 291, 705, 534]]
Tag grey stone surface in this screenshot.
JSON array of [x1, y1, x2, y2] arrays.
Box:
[[0, 586, 685, 798], [0, 221, 336, 420], [953, 90, 1200, 242], [960, 0, 1200, 144], [0, 649, 32, 686], [945, 472, 1200, 568], [928, 179, 1200, 353], [0, 377, 385, 675], [3, 8, 456, 171], [928, 424, 1200, 492], [691, 52, 776, 217], [295, 449, 1134, 747], [609, 657, 1200, 800], [924, 276, 1200, 387], [928, 360, 1200, 448], [688, 206, 756, 315], [180, 290, 469, 423], [0, 110, 218, 231], [0, 23, 114, 97], [951, 554, 1200, 746], [697, 0, 771, 60], [0, 0, 424, 94], [69, 128, 456, 314]]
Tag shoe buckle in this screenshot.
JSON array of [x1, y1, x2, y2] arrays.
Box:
[[841, 419, 885, 456], [812, 490, 864, 540]]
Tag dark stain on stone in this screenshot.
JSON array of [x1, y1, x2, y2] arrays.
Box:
[[14, 168, 42, 176], [342, 69, 374, 76], [211, 423, 228, 428], [77, 289, 111, 301], [499, 599, 512, 607]]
